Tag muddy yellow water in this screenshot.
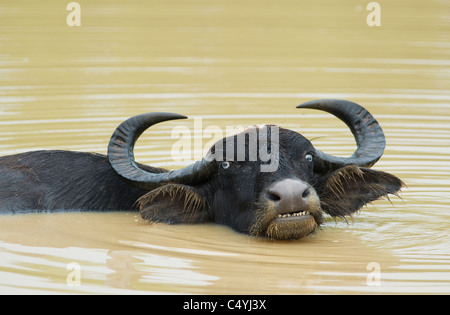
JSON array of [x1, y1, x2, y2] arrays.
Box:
[[0, 0, 449, 294]]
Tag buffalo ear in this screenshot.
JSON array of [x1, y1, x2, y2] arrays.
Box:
[[138, 184, 210, 224], [318, 165, 404, 218]]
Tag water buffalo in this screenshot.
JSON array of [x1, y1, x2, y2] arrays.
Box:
[[0, 99, 403, 240]]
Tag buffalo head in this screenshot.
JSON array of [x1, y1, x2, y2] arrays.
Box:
[[108, 99, 403, 240]]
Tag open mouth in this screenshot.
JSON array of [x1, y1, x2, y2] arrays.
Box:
[[276, 210, 311, 219], [264, 210, 322, 240]]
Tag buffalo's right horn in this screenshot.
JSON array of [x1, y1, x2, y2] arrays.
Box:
[[108, 112, 217, 191], [297, 99, 386, 172]]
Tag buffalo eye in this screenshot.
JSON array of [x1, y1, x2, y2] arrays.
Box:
[[305, 154, 314, 163], [221, 161, 231, 169]]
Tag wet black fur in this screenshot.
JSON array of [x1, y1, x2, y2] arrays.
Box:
[[0, 150, 156, 212]]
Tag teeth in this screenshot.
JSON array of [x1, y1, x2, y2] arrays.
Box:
[[277, 211, 310, 218]]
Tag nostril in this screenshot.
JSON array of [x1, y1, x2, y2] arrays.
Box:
[[267, 191, 281, 202], [302, 189, 310, 199]]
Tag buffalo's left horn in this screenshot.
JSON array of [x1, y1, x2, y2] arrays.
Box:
[[108, 112, 217, 190], [297, 99, 386, 172]]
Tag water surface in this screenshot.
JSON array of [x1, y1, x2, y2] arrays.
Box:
[[0, 0, 449, 294]]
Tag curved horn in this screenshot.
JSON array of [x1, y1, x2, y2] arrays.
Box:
[[296, 99, 386, 171], [108, 112, 217, 190]]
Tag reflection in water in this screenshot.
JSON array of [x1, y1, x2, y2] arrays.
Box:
[[0, 213, 403, 294], [0, 0, 449, 294]]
